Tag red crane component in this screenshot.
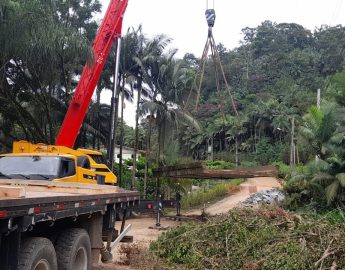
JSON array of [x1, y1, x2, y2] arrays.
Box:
[[55, 0, 128, 148]]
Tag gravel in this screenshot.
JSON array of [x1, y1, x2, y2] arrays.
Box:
[[242, 188, 285, 205]]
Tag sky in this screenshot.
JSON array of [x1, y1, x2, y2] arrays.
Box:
[[102, 0, 345, 58], [99, 0, 345, 126]]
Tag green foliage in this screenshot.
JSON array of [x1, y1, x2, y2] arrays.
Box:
[[255, 138, 285, 165], [273, 161, 292, 179], [151, 206, 345, 269], [283, 99, 345, 210], [326, 71, 345, 106], [162, 142, 180, 166], [0, 0, 98, 146], [238, 160, 259, 168], [205, 160, 235, 170], [180, 179, 243, 209], [299, 103, 337, 158], [317, 209, 345, 224]]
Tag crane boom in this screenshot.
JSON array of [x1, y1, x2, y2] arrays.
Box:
[[55, 0, 128, 148]]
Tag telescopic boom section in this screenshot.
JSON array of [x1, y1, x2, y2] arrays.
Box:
[[55, 0, 128, 148]]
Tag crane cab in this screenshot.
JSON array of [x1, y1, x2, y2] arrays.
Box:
[[7, 141, 117, 185]]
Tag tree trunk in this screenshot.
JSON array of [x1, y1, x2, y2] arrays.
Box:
[[144, 115, 153, 199], [290, 116, 295, 166], [254, 124, 257, 153], [82, 127, 87, 147], [119, 78, 126, 187], [235, 134, 239, 167], [107, 40, 120, 170], [157, 123, 162, 165], [92, 89, 101, 150], [132, 77, 142, 190]]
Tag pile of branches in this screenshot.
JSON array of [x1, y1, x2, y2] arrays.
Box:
[[150, 206, 345, 269]]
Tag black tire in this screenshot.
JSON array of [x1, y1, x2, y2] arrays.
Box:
[[55, 228, 91, 270], [19, 237, 57, 270]]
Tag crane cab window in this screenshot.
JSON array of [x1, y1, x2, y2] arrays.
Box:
[[0, 155, 74, 180], [59, 158, 76, 178]]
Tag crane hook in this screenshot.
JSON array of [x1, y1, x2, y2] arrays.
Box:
[[205, 0, 216, 37], [205, 9, 216, 28], [205, 0, 216, 27]]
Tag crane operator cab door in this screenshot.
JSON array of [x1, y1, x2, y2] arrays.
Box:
[[75, 155, 99, 184], [54, 155, 100, 184]]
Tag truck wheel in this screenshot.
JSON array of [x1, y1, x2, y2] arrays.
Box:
[[19, 237, 57, 270], [55, 228, 91, 270]]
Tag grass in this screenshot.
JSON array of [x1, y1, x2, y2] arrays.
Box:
[[180, 179, 244, 209]]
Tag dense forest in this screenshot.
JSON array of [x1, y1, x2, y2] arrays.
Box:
[[2, 0, 345, 207]]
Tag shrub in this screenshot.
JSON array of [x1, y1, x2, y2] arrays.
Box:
[[205, 160, 236, 170], [255, 138, 285, 165], [239, 160, 259, 168], [273, 161, 291, 179], [151, 206, 345, 269]]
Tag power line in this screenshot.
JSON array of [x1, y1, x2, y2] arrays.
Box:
[[330, 0, 342, 26]]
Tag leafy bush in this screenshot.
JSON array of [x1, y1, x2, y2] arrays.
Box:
[[273, 161, 291, 179], [282, 163, 328, 210], [205, 160, 235, 170], [151, 206, 345, 269], [238, 160, 258, 168], [180, 179, 243, 209], [255, 138, 285, 165], [213, 151, 256, 164]]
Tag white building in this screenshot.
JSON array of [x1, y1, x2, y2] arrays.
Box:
[[113, 144, 145, 163]]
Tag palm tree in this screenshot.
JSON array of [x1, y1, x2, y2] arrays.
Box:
[[140, 53, 201, 165], [299, 103, 338, 159], [289, 101, 345, 206], [226, 115, 248, 166], [121, 26, 172, 189]]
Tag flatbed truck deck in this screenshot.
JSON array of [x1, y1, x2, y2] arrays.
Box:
[[0, 180, 139, 270]]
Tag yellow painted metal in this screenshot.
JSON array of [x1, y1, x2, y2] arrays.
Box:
[[10, 141, 117, 185], [77, 148, 117, 184]]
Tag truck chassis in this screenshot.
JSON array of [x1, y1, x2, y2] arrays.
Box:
[[0, 180, 139, 270]]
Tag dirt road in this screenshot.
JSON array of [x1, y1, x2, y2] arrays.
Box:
[[186, 177, 281, 216], [99, 177, 281, 269]]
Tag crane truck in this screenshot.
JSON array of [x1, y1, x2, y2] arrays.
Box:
[[0, 0, 140, 269]]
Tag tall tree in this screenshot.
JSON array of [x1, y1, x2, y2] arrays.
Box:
[[0, 0, 100, 148]]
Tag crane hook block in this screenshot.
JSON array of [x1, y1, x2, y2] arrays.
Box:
[[205, 9, 216, 27]]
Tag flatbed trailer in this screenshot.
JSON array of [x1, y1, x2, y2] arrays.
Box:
[[0, 180, 139, 270]]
